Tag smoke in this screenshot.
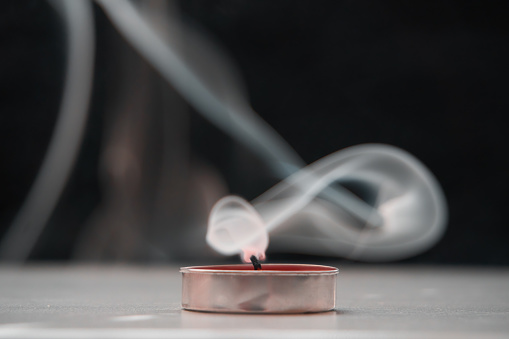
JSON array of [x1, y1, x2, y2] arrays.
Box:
[[0, 1, 447, 263], [207, 144, 447, 262], [0, 0, 95, 261], [96, 1, 446, 262]]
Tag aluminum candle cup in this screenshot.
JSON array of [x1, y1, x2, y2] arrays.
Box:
[[180, 264, 338, 313]]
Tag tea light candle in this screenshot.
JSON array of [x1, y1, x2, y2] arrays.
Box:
[[180, 264, 338, 313]]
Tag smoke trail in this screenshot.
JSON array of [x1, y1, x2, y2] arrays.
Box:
[[0, 0, 95, 261], [207, 144, 447, 262], [97, 0, 380, 228]]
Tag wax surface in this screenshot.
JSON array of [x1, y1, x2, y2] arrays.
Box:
[[183, 264, 337, 272]]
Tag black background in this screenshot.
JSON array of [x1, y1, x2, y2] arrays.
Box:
[[1, 1, 508, 264]]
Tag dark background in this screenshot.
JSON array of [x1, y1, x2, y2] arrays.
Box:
[[0, 0, 508, 264]]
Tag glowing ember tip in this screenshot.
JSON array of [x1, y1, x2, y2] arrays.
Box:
[[250, 255, 262, 270]]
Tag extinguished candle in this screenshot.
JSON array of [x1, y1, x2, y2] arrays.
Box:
[[180, 264, 338, 313]]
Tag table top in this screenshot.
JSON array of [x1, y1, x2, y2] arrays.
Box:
[[0, 264, 508, 338]]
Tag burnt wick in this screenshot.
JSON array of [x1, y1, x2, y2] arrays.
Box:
[[250, 255, 262, 270]]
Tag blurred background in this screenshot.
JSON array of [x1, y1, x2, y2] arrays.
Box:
[[0, 0, 507, 265]]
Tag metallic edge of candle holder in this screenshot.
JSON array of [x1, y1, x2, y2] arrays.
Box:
[[180, 264, 338, 314]]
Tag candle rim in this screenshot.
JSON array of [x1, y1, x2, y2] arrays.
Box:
[[180, 263, 339, 275]]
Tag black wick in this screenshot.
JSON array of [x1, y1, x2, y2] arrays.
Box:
[[250, 255, 262, 270]]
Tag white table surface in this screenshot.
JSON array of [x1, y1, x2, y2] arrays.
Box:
[[0, 264, 508, 338]]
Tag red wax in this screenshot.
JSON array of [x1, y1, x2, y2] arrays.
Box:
[[185, 264, 337, 272]]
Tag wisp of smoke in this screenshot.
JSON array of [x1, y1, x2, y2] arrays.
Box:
[[207, 144, 447, 262], [0, 1, 447, 264]]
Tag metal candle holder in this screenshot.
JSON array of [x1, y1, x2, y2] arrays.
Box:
[[181, 264, 338, 313]]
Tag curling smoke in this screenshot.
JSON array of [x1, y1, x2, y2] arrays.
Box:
[[207, 144, 447, 262]]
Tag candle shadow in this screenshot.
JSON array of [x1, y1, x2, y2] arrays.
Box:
[[332, 309, 351, 316], [181, 308, 352, 317]]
